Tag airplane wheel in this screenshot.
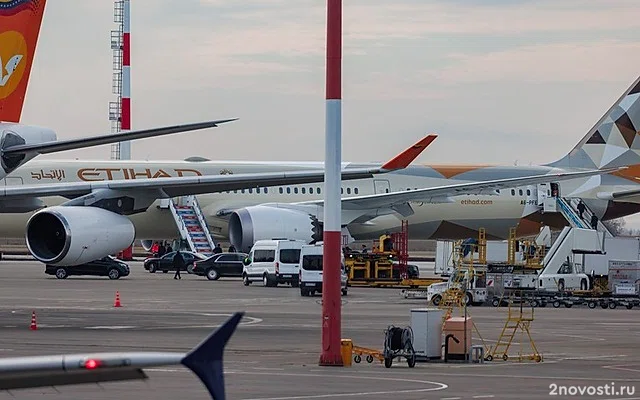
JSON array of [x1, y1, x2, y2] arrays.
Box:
[[55, 268, 68, 279]]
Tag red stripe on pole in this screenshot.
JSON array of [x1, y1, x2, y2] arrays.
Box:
[[319, 230, 343, 365], [325, 0, 341, 100], [121, 97, 131, 130], [123, 33, 131, 66]]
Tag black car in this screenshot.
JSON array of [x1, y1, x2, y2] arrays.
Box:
[[143, 251, 207, 273], [45, 256, 130, 280], [191, 252, 249, 280]]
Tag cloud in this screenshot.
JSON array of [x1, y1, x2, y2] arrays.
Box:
[[122, 0, 640, 96], [421, 41, 640, 84], [344, 1, 640, 37]]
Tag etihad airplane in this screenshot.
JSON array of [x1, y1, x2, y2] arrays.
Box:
[[2, 75, 637, 254], [0, 0, 236, 178]]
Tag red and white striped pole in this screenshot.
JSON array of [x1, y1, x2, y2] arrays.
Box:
[[119, 0, 133, 260], [119, 0, 131, 160], [319, 0, 343, 367]]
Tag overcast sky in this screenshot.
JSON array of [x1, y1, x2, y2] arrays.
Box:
[[21, 0, 640, 227]]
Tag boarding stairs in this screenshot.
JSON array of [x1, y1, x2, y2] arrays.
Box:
[[557, 197, 614, 238], [169, 195, 216, 256]]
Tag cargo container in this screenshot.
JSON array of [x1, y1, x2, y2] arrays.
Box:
[[608, 260, 640, 295]]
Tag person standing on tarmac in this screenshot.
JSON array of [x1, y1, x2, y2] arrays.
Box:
[[213, 243, 223, 254], [173, 250, 184, 280], [228, 244, 236, 253], [157, 242, 166, 258]]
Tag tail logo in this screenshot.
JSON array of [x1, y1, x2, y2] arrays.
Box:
[[0, 0, 38, 16], [0, 31, 27, 100]]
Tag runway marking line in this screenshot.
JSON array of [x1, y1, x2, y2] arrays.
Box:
[[85, 326, 136, 330], [222, 371, 447, 400], [472, 396, 495, 399], [603, 365, 640, 373], [552, 333, 606, 341], [557, 354, 627, 361], [601, 398, 640, 400], [319, 370, 640, 382]]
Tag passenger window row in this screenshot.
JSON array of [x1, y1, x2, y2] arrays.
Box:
[[224, 186, 361, 195], [494, 188, 551, 197]]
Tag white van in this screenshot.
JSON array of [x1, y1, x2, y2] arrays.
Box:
[[299, 243, 348, 297], [242, 239, 305, 287]]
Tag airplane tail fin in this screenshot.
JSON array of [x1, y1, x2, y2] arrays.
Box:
[[548, 75, 640, 170], [181, 312, 244, 400], [0, 0, 47, 122]]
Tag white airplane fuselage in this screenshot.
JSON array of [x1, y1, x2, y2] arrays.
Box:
[[3, 159, 640, 243]]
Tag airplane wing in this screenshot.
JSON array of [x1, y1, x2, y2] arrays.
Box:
[[0, 312, 243, 400], [3, 119, 237, 156], [597, 188, 640, 203], [0, 134, 436, 206], [293, 167, 621, 214]]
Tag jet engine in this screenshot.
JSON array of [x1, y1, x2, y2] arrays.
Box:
[[25, 206, 135, 266], [140, 239, 154, 251], [228, 205, 322, 252]]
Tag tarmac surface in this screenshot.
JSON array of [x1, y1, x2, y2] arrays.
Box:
[[0, 261, 638, 399]]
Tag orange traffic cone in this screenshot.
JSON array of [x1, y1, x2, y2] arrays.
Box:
[[114, 291, 122, 307], [30, 311, 37, 330]]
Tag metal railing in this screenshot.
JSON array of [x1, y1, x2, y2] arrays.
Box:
[[187, 195, 217, 252], [168, 198, 198, 253], [556, 197, 589, 229]]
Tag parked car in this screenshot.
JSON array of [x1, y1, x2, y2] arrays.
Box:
[[143, 251, 207, 273], [192, 252, 249, 280], [45, 256, 130, 280]]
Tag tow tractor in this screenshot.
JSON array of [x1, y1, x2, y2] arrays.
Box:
[[402, 229, 489, 306], [344, 220, 444, 288]]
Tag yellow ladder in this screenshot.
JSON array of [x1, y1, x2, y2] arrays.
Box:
[[487, 291, 542, 362]]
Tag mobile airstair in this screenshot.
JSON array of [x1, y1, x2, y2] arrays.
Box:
[[557, 198, 613, 237], [169, 195, 216, 256]]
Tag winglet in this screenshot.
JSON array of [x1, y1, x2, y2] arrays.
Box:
[[381, 134, 437, 170], [181, 312, 244, 400]]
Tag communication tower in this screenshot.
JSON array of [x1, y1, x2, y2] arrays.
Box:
[[109, 0, 131, 160]]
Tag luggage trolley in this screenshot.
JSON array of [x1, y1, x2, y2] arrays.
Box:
[[383, 325, 416, 368]]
